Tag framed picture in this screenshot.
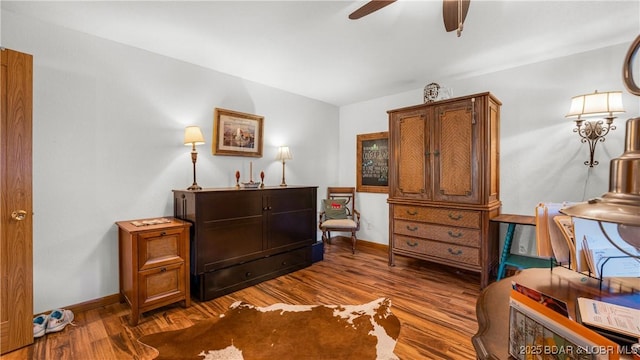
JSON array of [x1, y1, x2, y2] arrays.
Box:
[[213, 108, 264, 157], [356, 132, 389, 193]]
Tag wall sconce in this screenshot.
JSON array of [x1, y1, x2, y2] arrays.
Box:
[[565, 90, 625, 167], [275, 146, 292, 187], [561, 37, 640, 260], [184, 126, 205, 190]]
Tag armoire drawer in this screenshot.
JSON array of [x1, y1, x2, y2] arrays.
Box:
[[393, 205, 481, 229], [393, 219, 480, 247], [393, 235, 480, 266]]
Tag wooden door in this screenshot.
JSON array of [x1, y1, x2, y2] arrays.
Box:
[[389, 109, 430, 200], [432, 96, 480, 204], [1, 48, 34, 354]]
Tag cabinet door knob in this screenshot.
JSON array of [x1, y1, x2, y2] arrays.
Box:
[[160, 267, 167, 272], [160, 231, 167, 236]]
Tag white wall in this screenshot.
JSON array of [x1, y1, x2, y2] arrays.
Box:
[[3, 11, 340, 313], [340, 41, 640, 251]]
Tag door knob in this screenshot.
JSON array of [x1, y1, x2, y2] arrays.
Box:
[[11, 210, 27, 221]]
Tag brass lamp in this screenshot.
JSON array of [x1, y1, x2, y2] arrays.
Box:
[[276, 146, 292, 187], [184, 126, 205, 190], [565, 90, 625, 167]]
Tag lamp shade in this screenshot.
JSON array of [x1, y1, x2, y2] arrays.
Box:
[[566, 90, 625, 119], [184, 126, 205, 145], [276, 146, 293, 161]]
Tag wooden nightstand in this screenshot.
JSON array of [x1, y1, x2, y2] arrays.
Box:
[[116, 217, 191, 326]]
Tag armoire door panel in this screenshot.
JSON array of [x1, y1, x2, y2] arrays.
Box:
[[395, 113, 429, 199], [433, 99, 479, 204]]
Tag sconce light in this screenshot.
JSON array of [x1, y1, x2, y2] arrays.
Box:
[[184, 126, 205, 190], [561, 117, 640, 258], [565, 90, 625, 167], [275, 146, 292, 187]]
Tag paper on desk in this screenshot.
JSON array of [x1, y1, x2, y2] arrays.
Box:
[[582, 235, 640, 278]]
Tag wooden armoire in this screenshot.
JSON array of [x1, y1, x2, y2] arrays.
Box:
[[387, 92, 501, 288]]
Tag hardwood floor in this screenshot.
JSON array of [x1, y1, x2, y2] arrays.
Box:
[[2, 238, 483, 360]]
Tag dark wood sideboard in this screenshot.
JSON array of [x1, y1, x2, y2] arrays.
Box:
[[173, 186, 317, 301]]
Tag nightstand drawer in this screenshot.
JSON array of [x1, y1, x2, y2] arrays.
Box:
[[138, 262, 186, 308], [138, 227, 186, 271], [394, 205, 481, 229], [393, 219, 480, 247]]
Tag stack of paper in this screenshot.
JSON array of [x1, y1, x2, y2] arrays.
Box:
[[582, 235, 640, 278]]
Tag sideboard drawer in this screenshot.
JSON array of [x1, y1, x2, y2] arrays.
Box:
[[394, 205, 481, 229], [195, 246, 311, 300], [393, 220, 480, 247]]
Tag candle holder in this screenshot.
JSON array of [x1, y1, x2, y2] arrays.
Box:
[[260, 171, 265, 188], [235, 170, 240, 189]]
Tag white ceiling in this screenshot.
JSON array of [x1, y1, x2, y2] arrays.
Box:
[[3, 0, 639, 106]]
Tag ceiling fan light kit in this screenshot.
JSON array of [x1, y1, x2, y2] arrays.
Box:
[[350, 0, 470, 37]]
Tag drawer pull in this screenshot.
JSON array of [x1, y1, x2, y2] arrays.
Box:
[[406, 225, 419, 231], [448, 213, 463, 220], [406, 240, 419, 247], [447, 231, 463, 238], [160, 267, 167, 273], [406, 210, 418, 216], [447, 248, 463, 256], [282, 261, 288, 266], [160, 231, 167, 236], [245, 272, 252, 278]]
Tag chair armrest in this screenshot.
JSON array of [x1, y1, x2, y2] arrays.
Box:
[[352, 209, 361, 224]]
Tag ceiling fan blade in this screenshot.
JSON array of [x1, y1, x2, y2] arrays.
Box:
[[443, 0, 470, 32], [349, 0, 397, 20]]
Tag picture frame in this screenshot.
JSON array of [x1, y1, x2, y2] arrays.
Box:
[[356, 132, 389, 193], [213, 108, 264, 157]]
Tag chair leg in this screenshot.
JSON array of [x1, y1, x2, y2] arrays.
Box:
[[351, 232, 356, 254], [321, 231, 328, 252]]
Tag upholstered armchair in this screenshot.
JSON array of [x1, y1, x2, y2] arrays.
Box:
[[318, 187, 360, 254]]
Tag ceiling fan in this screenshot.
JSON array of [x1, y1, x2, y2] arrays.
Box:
[[349, 0, 471, 37]]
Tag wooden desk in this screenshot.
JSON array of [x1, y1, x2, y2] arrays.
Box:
[[472, 267, 639, 359], [492, 214, 552, 280]]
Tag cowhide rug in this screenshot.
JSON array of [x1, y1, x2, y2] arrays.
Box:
[[138, 298, 401, 360]]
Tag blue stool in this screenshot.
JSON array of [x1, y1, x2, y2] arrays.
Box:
[[492, 214, 555, 281]]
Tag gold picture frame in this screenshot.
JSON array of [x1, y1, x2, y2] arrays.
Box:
[[213, 108, 264, 157], [356, 131, 389, 193]]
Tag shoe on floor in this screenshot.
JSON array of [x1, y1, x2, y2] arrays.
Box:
[[45, 309, 74, 333], [33, 314, 49, 338]]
